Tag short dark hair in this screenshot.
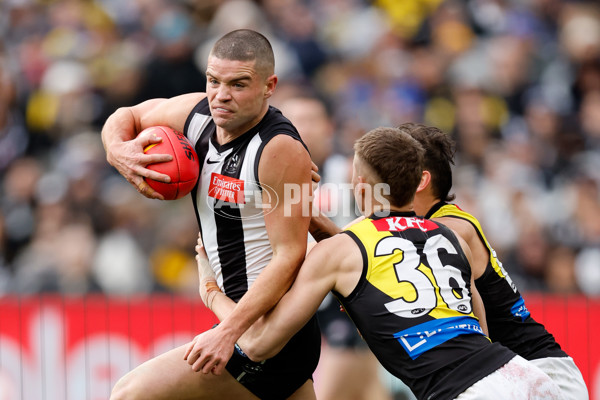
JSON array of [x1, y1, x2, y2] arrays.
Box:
[[210, 29, 274, 77], [397, 123, 456, 202], [354, 127, 425, 208]]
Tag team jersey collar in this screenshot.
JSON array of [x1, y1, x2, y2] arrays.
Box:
[[367, 210, 417, 220], [425, 201, 448, 219]]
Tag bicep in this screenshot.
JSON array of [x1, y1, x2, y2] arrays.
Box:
[[217, 136, 312, 336], [134, 93, 207, 133], [260, 136, 312, 265]]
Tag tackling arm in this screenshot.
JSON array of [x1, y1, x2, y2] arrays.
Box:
[[192, 234, 341, 362], [238, 235, 344, 361]]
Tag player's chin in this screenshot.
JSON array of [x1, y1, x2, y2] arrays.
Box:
[[213, 117, 241, 131]]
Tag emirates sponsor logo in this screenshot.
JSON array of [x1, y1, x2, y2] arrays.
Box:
[[208, 173, 245, 204]]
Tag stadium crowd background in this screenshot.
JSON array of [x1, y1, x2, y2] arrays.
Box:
[[1, 0, 600, 298]]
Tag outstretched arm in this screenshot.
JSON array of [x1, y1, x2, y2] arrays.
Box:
[[240, 233, 361, 360], [101, 93, 206, 199], [184, 135, 312, 374], [191, 234, 349, 363]]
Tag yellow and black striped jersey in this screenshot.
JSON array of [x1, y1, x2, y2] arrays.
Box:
[[427, 202, 567, 360], [339, 211, 514, 400]]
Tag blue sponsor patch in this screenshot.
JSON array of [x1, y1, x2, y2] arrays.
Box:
[[510, 297, 530, 321], [393, 316, 484, 360]]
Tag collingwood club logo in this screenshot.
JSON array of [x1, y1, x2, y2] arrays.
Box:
[[224, 154, 240, 174]]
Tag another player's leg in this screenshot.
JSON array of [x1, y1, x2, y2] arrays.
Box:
[[316, 346, 391, 400], [530, 357, 589, 400], [110, 344, 259, 400], [456, 355, 561, 400]]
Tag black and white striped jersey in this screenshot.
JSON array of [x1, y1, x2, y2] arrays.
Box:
[[184, 98, 308, 302]]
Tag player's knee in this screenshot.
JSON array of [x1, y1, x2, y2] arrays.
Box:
[[241, 340, 277, 362], [110, 374, 144, 400]]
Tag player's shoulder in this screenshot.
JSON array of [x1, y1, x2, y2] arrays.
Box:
[[310, 233, 362, 268], [257, 106, 306, 144], [434, 216, 478, 250], [260, 134, 310, 165]]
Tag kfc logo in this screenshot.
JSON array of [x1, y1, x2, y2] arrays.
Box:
[[372, 216, 438, 232]]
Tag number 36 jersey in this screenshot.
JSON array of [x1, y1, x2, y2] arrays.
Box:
[[339, 212, 514, 400]]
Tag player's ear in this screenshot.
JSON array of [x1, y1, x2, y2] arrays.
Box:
[[264, 74, 277, 99], [416, 170, 431, 193], [353, 176, 368, 214]]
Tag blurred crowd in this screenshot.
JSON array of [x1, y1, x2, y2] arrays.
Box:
[[1, 0, 600, 296]]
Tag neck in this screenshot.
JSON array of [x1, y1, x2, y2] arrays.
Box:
[[215, 128, 241, 145], [363, 202, 414, 217], [414, 191, 441, 216]]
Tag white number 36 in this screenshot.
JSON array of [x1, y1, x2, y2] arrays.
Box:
[[375, 235, 472, 318]]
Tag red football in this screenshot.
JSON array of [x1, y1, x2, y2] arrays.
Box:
[[141, 126, 199, 200]]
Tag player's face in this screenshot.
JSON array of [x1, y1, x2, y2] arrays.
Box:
[[206, 56, 276, 136]]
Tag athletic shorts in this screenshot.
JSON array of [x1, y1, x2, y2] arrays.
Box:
[[530, 356, 589, 400], [225, 315, 321, 400], [317, 293, 367, 349], [455, 355, 562, 400]]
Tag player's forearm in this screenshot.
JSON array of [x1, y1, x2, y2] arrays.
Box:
[[240, 240, 339, 361], [209, 291, 236, 321], [238, 317, 290, 361], [101, 107, 138, 152], [205, 268, 296, 362], [217, 251, 303, 343], [309, 213, 342, 242], [102, 98, 173, 150]]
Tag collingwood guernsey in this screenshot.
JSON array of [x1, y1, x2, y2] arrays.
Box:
[[183, 98, 308, 302]]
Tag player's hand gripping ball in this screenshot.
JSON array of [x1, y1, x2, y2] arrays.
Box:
[[141, 126, 199, 200]]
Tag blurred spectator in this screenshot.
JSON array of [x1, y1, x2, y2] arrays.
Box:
[[0, 49, 29, 174], [134, 2, 206, 101], [148, 204, 201, 295], [195, 0, 303, 80], [1, 157, 40, 268]]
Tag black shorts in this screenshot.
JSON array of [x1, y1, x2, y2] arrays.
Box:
[[225, 315, 321, 400], [317, 293, 367, 349]]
